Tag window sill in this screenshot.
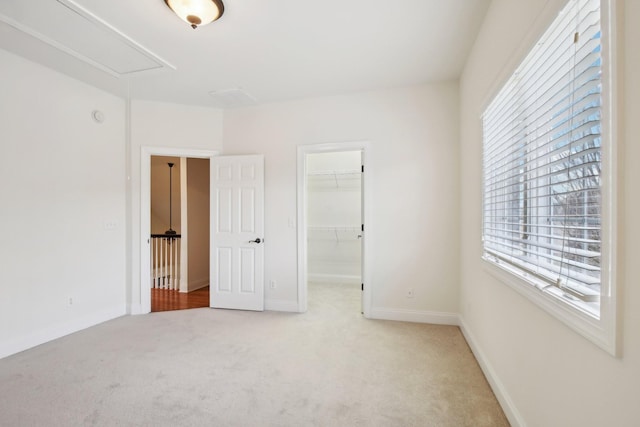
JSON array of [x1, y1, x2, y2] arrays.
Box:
[[481, 256, 617, 356]]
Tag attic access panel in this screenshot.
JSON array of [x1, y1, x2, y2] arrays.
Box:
[[0, 0, 174, 76]]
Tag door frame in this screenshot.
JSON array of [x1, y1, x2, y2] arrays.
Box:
[[140, 146, 219, 314], [296, 141, 373, 317]]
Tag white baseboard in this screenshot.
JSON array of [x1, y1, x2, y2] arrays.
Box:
[[265, 299, 300, 312], [369, 307, 459, 325], [187, 278, 209, 292], [0, 304, 127, 360], [308, 273, 360, 284], [458, 317, 525, 427]]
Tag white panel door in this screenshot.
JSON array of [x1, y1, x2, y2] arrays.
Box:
[[210, 155, 264, 311]]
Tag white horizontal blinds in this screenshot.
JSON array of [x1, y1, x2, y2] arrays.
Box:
[[483, 0, 602, 305]]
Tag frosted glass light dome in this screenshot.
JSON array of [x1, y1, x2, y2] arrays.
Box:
[[165, 0, 225, 29]]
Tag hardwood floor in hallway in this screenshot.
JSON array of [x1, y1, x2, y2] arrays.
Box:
[[151, 286, 210, 312]]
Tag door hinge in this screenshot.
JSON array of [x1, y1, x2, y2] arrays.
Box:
[[361, 165, 364, 173], [361, 224, 364, 232], [361, 283, 364, 291]]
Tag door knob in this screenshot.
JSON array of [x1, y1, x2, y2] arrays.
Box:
[[249, 238, 263, 244]]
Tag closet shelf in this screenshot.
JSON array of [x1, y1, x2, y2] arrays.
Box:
[[308, 226, 360, 231], [307, 169, 361, 188], [307, 226, 362, 242], [307, 169, 361, 177]]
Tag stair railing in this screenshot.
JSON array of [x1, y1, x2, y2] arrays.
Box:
[[150, 234, 181, 290]]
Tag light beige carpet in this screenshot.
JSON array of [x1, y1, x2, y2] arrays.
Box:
[[0, 283, 509, 426]]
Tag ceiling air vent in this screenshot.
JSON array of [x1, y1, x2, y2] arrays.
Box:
[[208, 88, 258, 109]]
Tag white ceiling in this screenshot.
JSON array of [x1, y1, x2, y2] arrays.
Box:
[[0, 0, 491, 108]]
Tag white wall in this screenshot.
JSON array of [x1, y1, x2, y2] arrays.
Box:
[[459, 0, 640, 425], [0, 49, 127, 358], [129, 100, 223, 312], [223, 83, 460, 318]]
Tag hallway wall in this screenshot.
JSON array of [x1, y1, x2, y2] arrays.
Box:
[[186, 158, 210, 291], [150, 156, 181, 235]]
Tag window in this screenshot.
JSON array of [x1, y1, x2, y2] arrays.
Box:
[[482, 0, 618, 354]]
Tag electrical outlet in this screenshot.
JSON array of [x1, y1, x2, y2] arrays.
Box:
[[270, 280, 277, 289], [68, 297, 73, 306], [406, 288, 414, 299], [104, 220, 118, 230]]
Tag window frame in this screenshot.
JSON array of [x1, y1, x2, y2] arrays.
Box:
[[480, 0, 620, 356]]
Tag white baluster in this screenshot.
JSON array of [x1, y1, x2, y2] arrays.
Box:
[[154, 237, 159, 289], [165, 238, 169, 289], [161, 238, 166, 289], [174, 238, 178, 290], [175, 238, 180, 290], [152, 237, 156, 288], [172, 238, 177, 290], [169, 238, 174, 290]]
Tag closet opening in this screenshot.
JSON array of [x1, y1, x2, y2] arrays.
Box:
[[306, 151, 362, 312], [297, 142, 372, 316]]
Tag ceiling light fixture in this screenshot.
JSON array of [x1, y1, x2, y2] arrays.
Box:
[[165, 162, 177, 235], [164, 0, 225, 29]]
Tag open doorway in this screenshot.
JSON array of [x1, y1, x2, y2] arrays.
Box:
[[141, 148, 265, 314], [297, 142, 372, 316], [306, 151, 362, 312], [140, 147, 218, 314], [149, 155, 210, 312]]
